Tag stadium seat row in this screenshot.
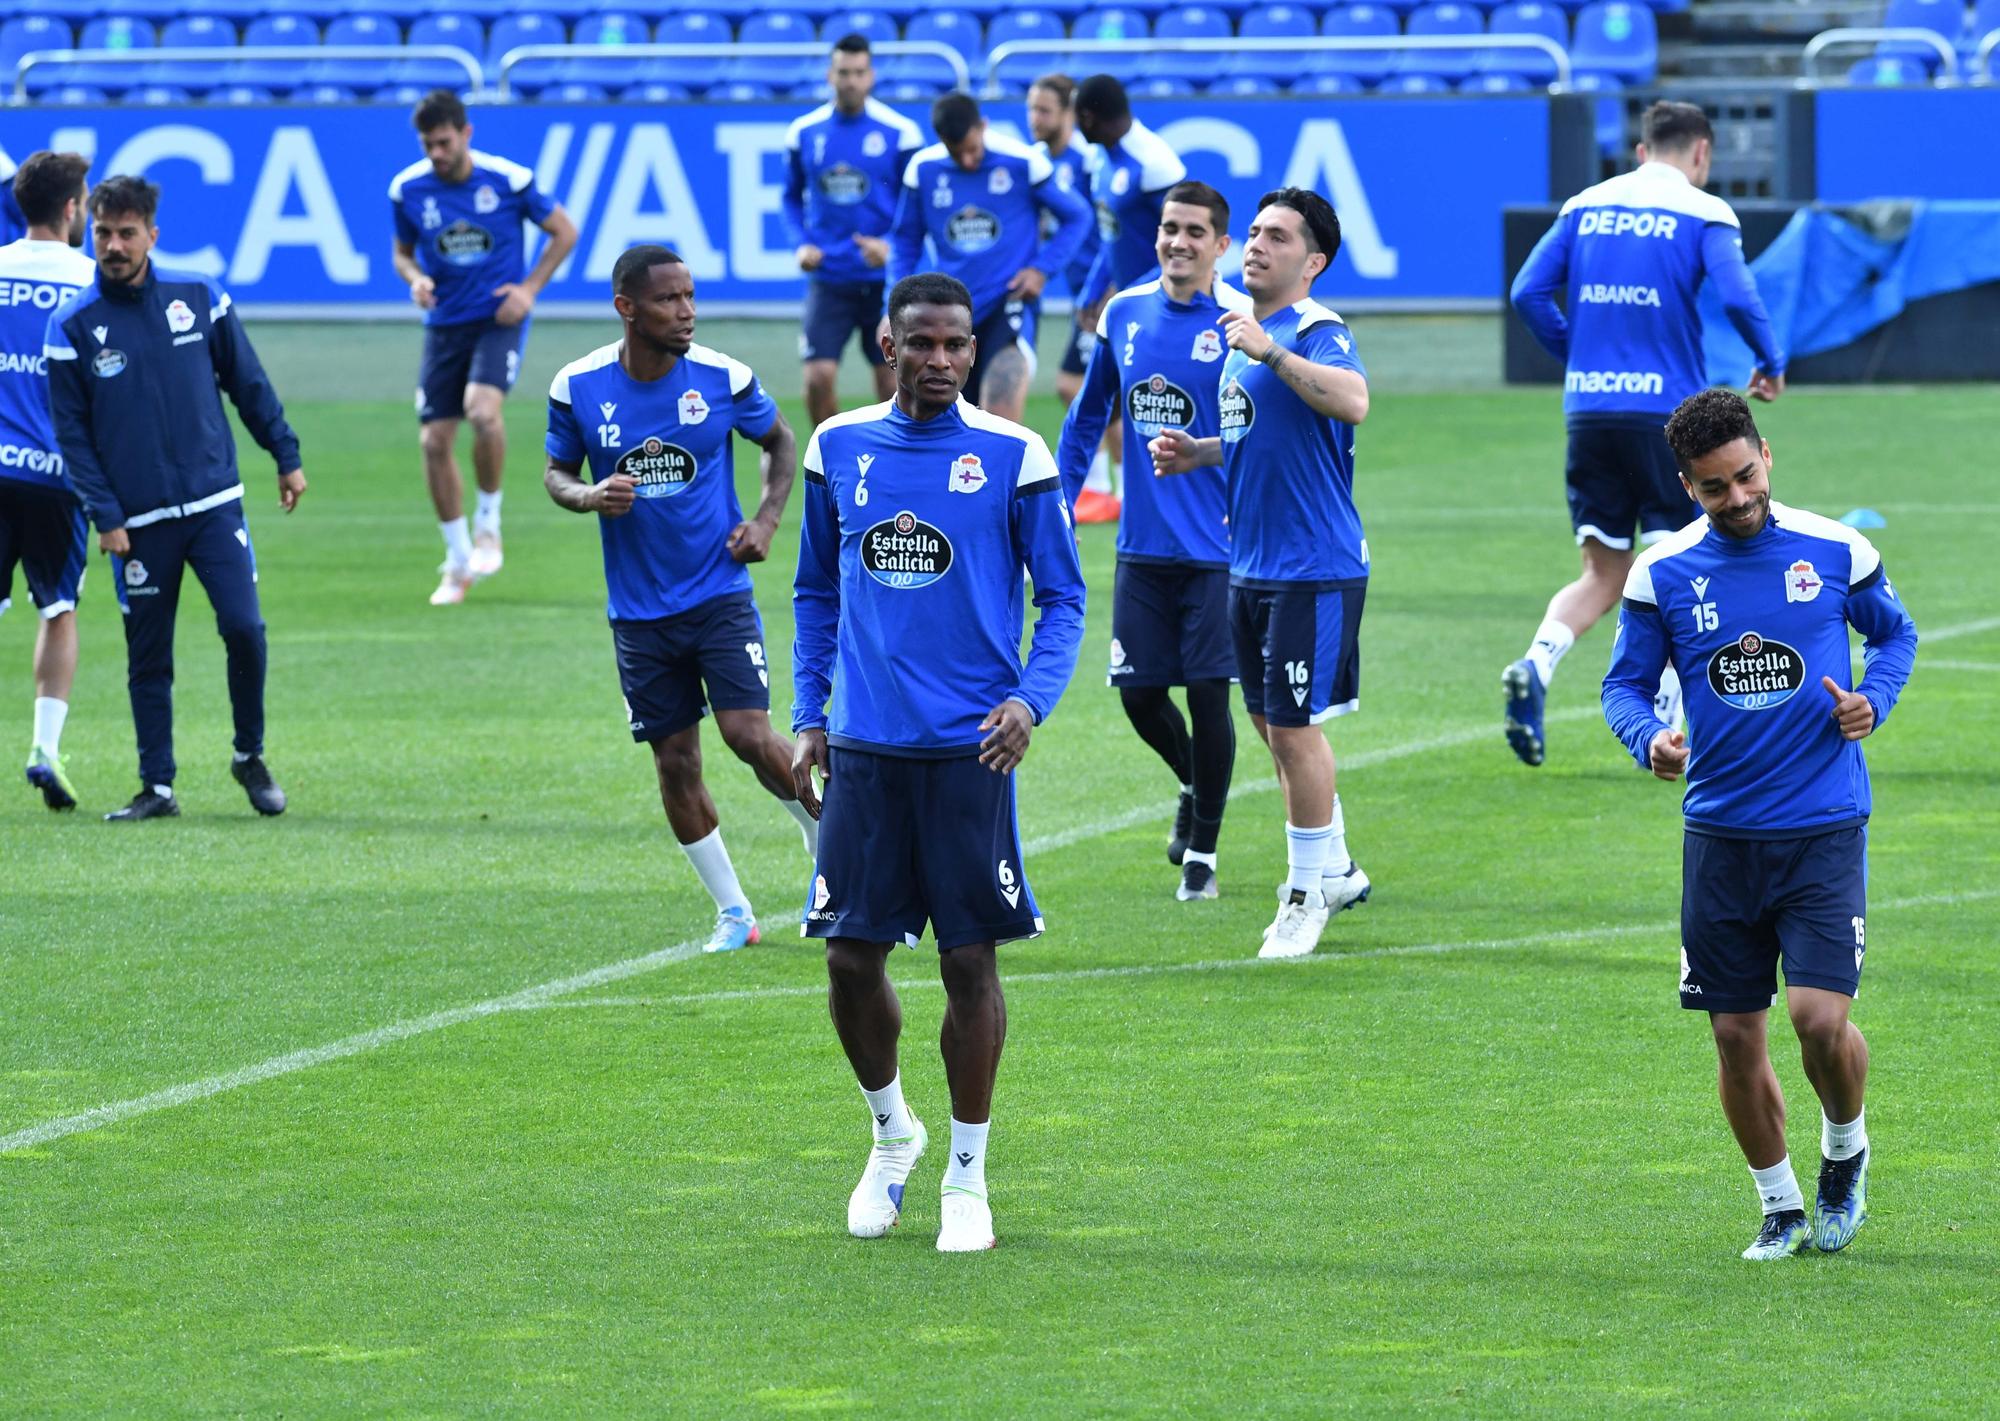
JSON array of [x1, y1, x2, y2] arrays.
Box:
[[1866, 0, 2000, 70]]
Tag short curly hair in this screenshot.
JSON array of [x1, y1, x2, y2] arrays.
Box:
[[1663, 388, 1762, 473]]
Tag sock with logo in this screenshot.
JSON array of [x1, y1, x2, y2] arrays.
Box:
[[942, 1117, 989, 1199], [782, 796, 819, 856], [1285, 821, 1333, 897], [473, 489, 503, 538], [439, 516, 474, 571], [1083, 449, 1114, 496], [861, 1073, 916, 1145], [1523, 616, 1576, 689], [1749, 1155, 1805, 1215], [679, 826, 750, 915], [1321, 794, 1353, 878], [1822, 1108, 1867, 1162], [33, 696, 67, 755]]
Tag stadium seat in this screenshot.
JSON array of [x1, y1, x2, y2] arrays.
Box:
[[375, 81, 432, 103], [312, 13, 400, 89], [488, 11, 567, 91], [819, 10, 898, 45], [21, 0, 102, 26], [256, 0, 346, 21], [211, 81, 275, 101], [66, 16, 153, 90], [654, 12, 733, 44], [1401, 2, 1484, 80], [232, 13, 316, 89], [1846, 53, 1926, 83], [1460, 69, 1530, 89], [1381, 70, 1450, 89], [1142, 4, 1232, 83], [326, 14, 402, 45], [1569, 1, 1655, 83], [398, 12, 483, 87], [77, 16, 155, 50], [708, 79, 776, 98], [560, 11, 647, 86], [542, 79, 611, 99], [625, 79, 693, 99], [1131, 74, 1187, 94], [1070, 6, 1151, 80], [130, 82, 193, 102], [1293, 71, 1362, 91], [885, 11, 978, 88], [1316, 3, 1397, 83], [0, 18, 77, 82], [241, 14, 318, 45], [354, 0, 432, 21], [985, 10, 1066, 88], [101, 0, 194, 23], [726, 11, 818, 88], [1217, 72, 1279, 92], [45, 84, 111, 103], [1228, 4, 1314, 78], [298, 81, 357, 100], [159, 15, 238, 47], [1877, 0, 1959, 71], [1483, 0, 1566, 80]]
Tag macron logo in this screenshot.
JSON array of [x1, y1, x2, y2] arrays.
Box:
[[1333, 332, 1351, 354], [92, 326, 108, 345], [1566, 369, 1664, 396], [1692, 576, 1710, 599], [858, 454, 875, 477], [599, 401, 616, 420]]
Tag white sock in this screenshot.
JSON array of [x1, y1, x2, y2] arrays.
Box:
[[942, 1117, 989, 1200], [1183, 849, 1217, 870], [1083, 448, 1113, 495], [439, 516, 474, 570], [1822, 1107, 1867, 1162], [783, 796, 819, 857], [1285, 821, 1332, 897], [861, 1073, 916, 1144], [151, 783, 174, 799], [232, 751, 253, 764], [1321, 794, 1352, 876], [680, 826, 750, 915], [1524, 616, 1576, 689], [32, 696, 66, 754], [1749, 1155, 1805, 1215], [473, 489, 503, 538]]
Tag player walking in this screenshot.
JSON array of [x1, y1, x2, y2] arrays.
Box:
[[1149, 189, 1371, 960], [792, 273, 1085, 1252], [47, 176, 307, 821], [1056, 181, 1248, 901], [0, 151, 94, 808], [1603, 389, 1916, 1260], [391, 90, 578, 606], [1507, 100, 1785, 765], [544, 245, 815, 956], [783, 34, 922, 432]]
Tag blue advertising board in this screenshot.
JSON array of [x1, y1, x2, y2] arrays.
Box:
[[1815, 90, 2000, 203], [0, 97, 1548, 312]]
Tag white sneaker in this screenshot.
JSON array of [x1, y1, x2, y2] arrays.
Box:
[[1258, 889, 1329, 959], [847, 1115, 927, 1239], [428, 561, 475, 606], [1319, 862, 1372, 914], [470, 530, 503, 579], [936, 1190, 996, 1252]]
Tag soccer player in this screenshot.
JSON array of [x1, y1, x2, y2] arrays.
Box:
[[1506, 99, 1785, 767], [791, 273, 1085, 1252], [1073, 74, 1187, 319], [1602, 389, 1917, 1261], [544, 245, 815, 956], [391, 90, 578, 606], [0, 152, 94, 809], [886, 93, 1092, 425], [1149, 189, 1371, 960], [1056, 181, 1248, 901], [783, 34, 923, 432], [47, 175, 307, 822]]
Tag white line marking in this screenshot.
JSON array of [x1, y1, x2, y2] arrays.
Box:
[[1925, 616, 2000, 645], [1921, 659, 2000, 673]]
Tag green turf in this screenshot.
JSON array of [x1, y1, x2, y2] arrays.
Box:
[[2, 359, 1996, 1416]]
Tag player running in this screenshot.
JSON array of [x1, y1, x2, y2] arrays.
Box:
[[783, 34, 923, 432], [1056, 181, 1249, 901], [1149, 189, 1372, 960], [792, 273, 1085, 1252], [1074, 74, 1187, 321], [1507, 99, 1784, 766], [544, 245, 815, 957], [391, 90, 578, 607], [0, 151, 94, 809], [886, 93, 1091, 425], [1603, 389, 1917, 1261]]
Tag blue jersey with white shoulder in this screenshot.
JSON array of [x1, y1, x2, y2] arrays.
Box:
[[1081, 119, 1186, 309], [390, 151, 556, 328], [1219, 300, 1368, 588], [887, 132, 1092, 327], [1037, 139, 1100, 298], [0, 239, 94, 492], [782, 99, 925, 287], [1603, 501, 1918, 837], [1511, 161, 1785, 421], [794, 398, 1086, 756], [546, 340, 780, 623], [1055, 277, 1251, 567]]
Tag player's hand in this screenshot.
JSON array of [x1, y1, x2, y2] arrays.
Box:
[[491, 282, 534, 327], [591, 473, 637, 518], [850, 235, 888, 269], [727, 515, 777, 564], [99, 526, 130, 557], [1219, 309, 1273, 362], [409, 275, 436, 311], [1821, 676, 1875, 740], [1648, 728, 1689, 781], [791, 728, 829, 819], [1149, 428, 1199, 477], [978, 699, 1033, 773], [1005, 267, 1047, 301], [1747, 370, 1785, 403], [278, 468, 307, 513], [796, 243, 825, 273]]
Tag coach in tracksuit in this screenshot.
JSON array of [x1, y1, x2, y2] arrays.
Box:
[[46, 175, 307, 822]]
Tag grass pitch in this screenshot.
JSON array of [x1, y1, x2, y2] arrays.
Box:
[[2, 338, 1996, 1416]]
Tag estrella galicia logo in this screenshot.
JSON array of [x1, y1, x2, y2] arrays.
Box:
[[92, 347, 127, 378], [436, 220, 494, 267], [945, 205, 1000, 254], [1125, 373, 1195, 436], [615, 436, 698, 496], [819, 162, 869, 205], [862, 510, 952, 588], [1706, 630, 1806, 710], [1218, 377, 1255, 443]]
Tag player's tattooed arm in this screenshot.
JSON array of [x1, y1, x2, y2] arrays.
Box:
[[729, 414, 798, 563], [544, 457, 634, 518], [1258, 345, 1370, 424]]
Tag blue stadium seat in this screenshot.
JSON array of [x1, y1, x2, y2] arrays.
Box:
[[101, 0, 195, 23], [326, 14, 402, 45], [1070, 7, 1151, 80], [1483, 0, 1565, 79], [887, 10, 978, 88], [1142, 5, 1232, 83], [78, 16, 155, 49], [1316, 3, 1396, 83], [1216, 72, 1278, 92], [1132, 74, 1189, 94], [1878, 0, 1958, 71], [1460, 69, 1530, 89], [68, 16, 153, 90], [709, 79, 776, 98], [727, 11, 819, 87], [211, 81, 275, 101], [562, 11, 647, 86], [1570, 0, 1654, 82], [131, 81, 192, 101], [626, 79, 693, 99], [1846, 53, 1926, 83], [880, 78, 934, 97], [233, 13, 316, 89], [159, 15, 238, 47], [654, 12, 733, 44], [299, 81, 357, 100], [398, 12, 483, 87], [985, 10, 1066, 89], [197, 0, 279, 21], [46, 84, 111, 103], [1293, 71, 1362, 91], [1401, 3, 1484, 80], [515, 0, 602, 23], [1967, 0, 2000, 71], [376, 81, 432, 102], [437, 0, 530, 25], [355, 0, 432, 21], [542, 79, 611, 99], [1229, 4, 1314, 78], [241, 14, 319, 45], [0, 17, 77, 81], [313, 13, 399, 88], [488, 11, 567, 90], [23, 0, 103, 26], [1381, 70, 1450, 89], [257, 0, 346, 21], [820, 10, 898, 45]]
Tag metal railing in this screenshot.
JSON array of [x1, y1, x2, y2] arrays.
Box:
[[982, 34, 1574, 92], [1798, 28, 1961, 84], [1973, 27, 2000, 83], [496, 40, 971, 98], [12, 44, 482, 101]]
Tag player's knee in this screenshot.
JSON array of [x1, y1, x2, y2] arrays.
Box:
[[1119, 685, 1167, 721], [716, 712, 772, 761], [216, 612, 265, 648], [1788, 1003, 1850, 1056], [465, 399, 504, 437], [825, 939, 884, 991], [938, 943, 999, 1001], [1709, 1013, 1766, 1067], [650, 733, 702, 788], [418, 421, 456, 460]]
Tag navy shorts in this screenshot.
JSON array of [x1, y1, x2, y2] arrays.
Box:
[[1108, 560, 1234, 688], [804, 746, 1043, 951], [1230, 581, 1365, 727], [964, 297, 1039, 406], [0, 480, 87, 619], [417, 318, 527, 423], [1565, 419, 1697, 551], [610, 591, 771, 743], [800, 278, 887, 366], [1680, 825, 1869, 1014], [1060, 322, 1096, 377]]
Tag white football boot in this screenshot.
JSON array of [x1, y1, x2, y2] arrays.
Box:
[[847, 1115, 927, 1239], [470, 530, 504, 579], [1258, 889, 1330, 959], [429, 561, 475, 606], [936, 1190, 997, 1252], [1320, 862, 1372, 914]]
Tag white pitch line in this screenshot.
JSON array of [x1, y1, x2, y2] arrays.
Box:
[[1925, 616, 2000, 645], [1921, 659, 2000, 673]]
